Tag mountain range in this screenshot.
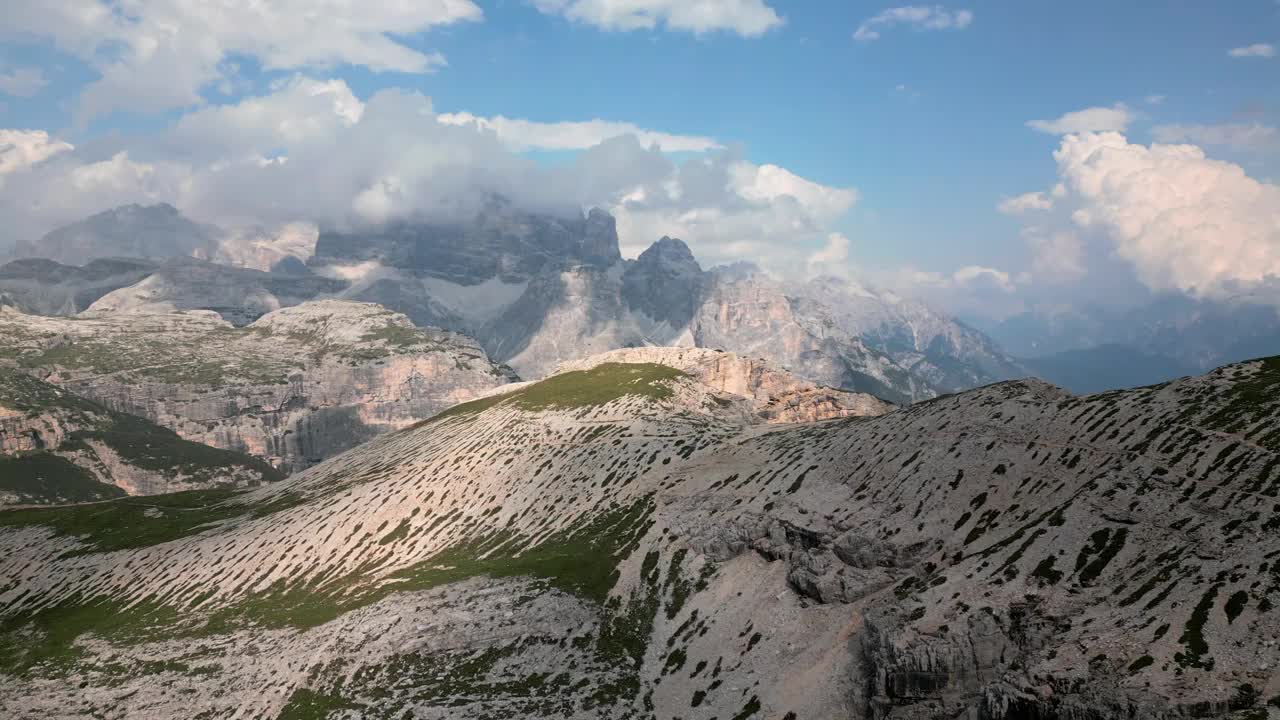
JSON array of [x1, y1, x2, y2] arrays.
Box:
[[4, 202, 1029, 405]]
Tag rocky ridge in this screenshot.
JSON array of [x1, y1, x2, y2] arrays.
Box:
[[0, 369, 280, 505], [0, 354, 1276, 718], [11, 203, 1025, 402], [0, 300, 516, 473], [554, 346, 895, 423]]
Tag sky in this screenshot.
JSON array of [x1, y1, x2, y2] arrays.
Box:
[[1, 0, 1278, 322]]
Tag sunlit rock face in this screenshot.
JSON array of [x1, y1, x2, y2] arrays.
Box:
[[0, 300, 516, 473], [0, 369, 280, 505]]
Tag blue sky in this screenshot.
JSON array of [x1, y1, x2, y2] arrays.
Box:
[[1, 0, 1278, 317]]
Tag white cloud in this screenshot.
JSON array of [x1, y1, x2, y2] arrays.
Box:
[[730, 163, 859, 220], [170, 76, 366, 160], [1050, 131, 1280, 297], [806, 233, 851, 276], [1228, 43, 1275, 58], [1026, 229, 1085, 282], [436, 112, 721, 152], [997, 191, 1053, 215], [531, 0, 783, 36], [952, 265, 1014, 292], [609, 150, 859, 267], [1151, 122, 1278, 152], [1144, 94, 1165, 105], [1, 80, 856, 275], [3, 0, 482, 121], [0, 67, 47, 97], [0, 129, 73, 178], [1027, 104, 1132, 135], [853, 5, 973, 42]]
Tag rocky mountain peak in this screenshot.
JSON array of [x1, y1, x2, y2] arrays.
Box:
[[15, 202, 220, 266], [582, 206, 623, 267], [622, 236, 706, 327]]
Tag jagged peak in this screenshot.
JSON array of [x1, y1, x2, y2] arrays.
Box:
[[634, 236, 699, 269]]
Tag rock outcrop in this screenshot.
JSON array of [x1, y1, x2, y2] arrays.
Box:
[[0, 300, 516, 473], [1, 354, 1277, 718], [555, 346, 895, 422], [0, 369, 280, 505]]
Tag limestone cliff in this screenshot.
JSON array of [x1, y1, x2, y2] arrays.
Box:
[[0, 300, 516, 473], [0, 370, 280, 505]]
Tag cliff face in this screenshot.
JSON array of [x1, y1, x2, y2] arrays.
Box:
[[0, 300, 516, 473], [0, 370, 280, 505], [1, 355, 1276, 719]]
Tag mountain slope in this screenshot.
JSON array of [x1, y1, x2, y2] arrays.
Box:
[[0, 300, 516, 473], [0, 370, 280, 505], [0, 355, 1276, 718]]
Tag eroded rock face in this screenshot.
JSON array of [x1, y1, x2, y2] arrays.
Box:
[[1, 356, 1277, 718], [0, 370, 279, 504], [0, 300, 516, 473], [555, 346, 894, 422]]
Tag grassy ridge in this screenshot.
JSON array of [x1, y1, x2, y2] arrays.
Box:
[[429, 362, 686, 424]]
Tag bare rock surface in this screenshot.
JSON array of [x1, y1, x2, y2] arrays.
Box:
[[0, 300, 516, 473], [1, 355, 1277, 718]]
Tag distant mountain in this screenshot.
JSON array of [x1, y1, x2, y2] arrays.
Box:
[[2, 352, 1276, 717], [14, 203, 221, 265], [1021, 344, 1198, 394], [85, 257, 347, 325], [987, 295, 1280, 372], [12, 202, 1027, 402], [316, 207, 1023, 402], [0, 257, 157, 315], [0, 368, 280, 505]]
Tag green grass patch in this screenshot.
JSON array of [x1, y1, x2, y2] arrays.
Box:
[[427, 363, 687, 424], [0, 453, 126, 504], [0, 488, 247, 555]]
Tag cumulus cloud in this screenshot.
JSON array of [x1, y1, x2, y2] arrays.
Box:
[[997, 191, 1053, 215], [436, 113, 721, 152], [952, 265, 1014, 292], [0, 67, 47, 97], [3, 0, 481, 121], [853, 5, 973, 42], [1151, 122, 1278, 152], [607, 148, 859, 267], [1027, 104, 1132, 135], [1026, 229, 1085, 282], [1228, 43, 1275, 58], [1046, 132, 1280, 297], [805, 233, 851, 276], [531, 0, 783, 36], [0, 129, 73, 179], [0, 79, 856, 272]]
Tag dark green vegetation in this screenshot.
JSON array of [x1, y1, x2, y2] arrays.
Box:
[[430, 363, 687, 423], [0, 488, 246, 555], [0, 454, 125, 504]]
